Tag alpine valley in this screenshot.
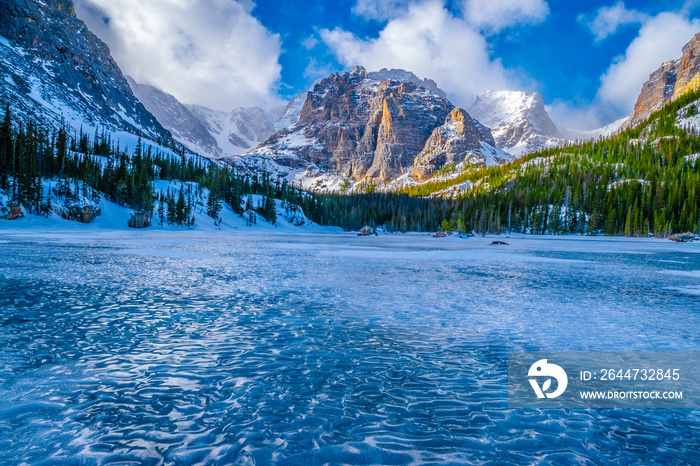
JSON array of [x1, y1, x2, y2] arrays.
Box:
[[2, 2, 700, 464], [0, 0, 700, 238]]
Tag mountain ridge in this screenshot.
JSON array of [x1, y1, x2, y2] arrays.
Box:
[[0, 0, 171, 143], [226, 65, 511, 192], [129, 78, 289, 159]]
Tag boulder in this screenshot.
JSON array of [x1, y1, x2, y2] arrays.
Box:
[[358, 225, 378, 236], [128, 212, 151, 229], [669, 233, 697, 242], [7, 205, 23, 220]]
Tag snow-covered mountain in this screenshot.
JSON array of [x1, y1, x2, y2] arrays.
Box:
[[367, 68, 447, 99], [274, 90, 306, 132], [187, 105, 278, 157], [0, 0, 171, 143], [128, 79, 281, 159], [226, 66, 511, 192], [468, 90, 567, 156]]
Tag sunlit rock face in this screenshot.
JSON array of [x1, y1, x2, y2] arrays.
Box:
[[630, 32, 700, 127], [240, 66, 502, 184]]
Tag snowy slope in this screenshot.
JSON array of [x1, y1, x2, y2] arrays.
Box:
[[676, 97, 700, 132], [0, 182, 336, 233]]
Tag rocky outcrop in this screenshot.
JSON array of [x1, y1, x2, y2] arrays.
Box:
[[2, 205, 23, 220], [238, 66, 502, 184], [53, 204, 100, 223], [0, 0, 171, 142], [128, 212, 151, 228], [411, 108, 502, 181], [469, 90, 566, 156], [630, 32, 700, 127]]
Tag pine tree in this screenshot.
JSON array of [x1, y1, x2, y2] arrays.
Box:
[[0, 105, 12, 190], [175, 189, 186, 225]]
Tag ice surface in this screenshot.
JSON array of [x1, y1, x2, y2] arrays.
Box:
[[0, 232, 698, 463]]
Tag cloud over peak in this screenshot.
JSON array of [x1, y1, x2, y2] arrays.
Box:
[[597, 12, 700, 114], [323, 1, 543, 108]]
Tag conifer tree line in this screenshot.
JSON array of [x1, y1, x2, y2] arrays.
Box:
[[312, 90, 700, 236], [2, 87, 700, 235], [0, 105, 319, 226]]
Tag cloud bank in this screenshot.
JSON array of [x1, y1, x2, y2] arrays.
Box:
[[74, 0, 283, 111]]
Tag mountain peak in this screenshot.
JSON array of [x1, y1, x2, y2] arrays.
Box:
[[367, 68, 447, 99], [469, 89, 565, 156], [347, 65, 368, 79], [224, 66, 508, 190]]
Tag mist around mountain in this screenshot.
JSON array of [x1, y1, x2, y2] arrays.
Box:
[[128, 78, 288, 159]]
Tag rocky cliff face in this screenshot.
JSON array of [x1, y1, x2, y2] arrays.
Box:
[[0, 0, 171, 141], [469, 90, 566, 156], [630, 32, 700, 127], [129, 78, 281, 158], [411, 108, 503, 181], [236, 66, 505, 186]]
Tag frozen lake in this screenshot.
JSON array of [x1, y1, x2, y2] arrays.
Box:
[[0, 230, 699, 464]]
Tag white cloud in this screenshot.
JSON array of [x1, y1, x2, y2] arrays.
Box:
[[301, 35, 319, 50], [463, 0, 549, 32], [322, 1, 519, 108], [581, 2, 648, 41], [74, 0, 282, 111], [546, 11, 700, 131], [597, 12, 700, 114], [352, 0, 414, 21]]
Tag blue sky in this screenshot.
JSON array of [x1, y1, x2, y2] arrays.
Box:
[[75, 0, 700, 129]]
